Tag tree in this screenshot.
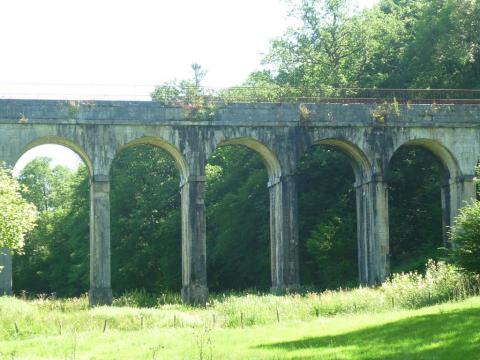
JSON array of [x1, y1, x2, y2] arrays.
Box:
[[387, 147, 444, 272], [191, 63, 207, 87], [296, 146, 357, 289], [263, 0, 380, 88], [258, 0, 480, 90], [18, 157, 74, 212], [0, 164, 37, 252], [14, 159, 89, 296], [151, 63, 208, 104], [110, 145, 182, 293], [206, 146, 270, 290], [375, 0, 480, 88]]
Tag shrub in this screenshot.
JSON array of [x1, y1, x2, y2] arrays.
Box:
[[113, 289, 182, 308], [381, 260, 476, 309], [449, 200, 480, 273], [113, 289, 158, 308]]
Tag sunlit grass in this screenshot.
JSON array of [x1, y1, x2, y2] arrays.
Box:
[[1, 296, 479, 359], [1, 262, 479, 359]]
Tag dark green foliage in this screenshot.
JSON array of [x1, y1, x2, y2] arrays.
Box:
[[110, 145, 182, 294], [14, 161, 89, 297], [260, 0, 480, 89], [206, 146, 270, 291], [450, 200, 480, 273], [296, 146, 357, 289], [110, 145, 271, 293], [376, 0, 480, 89], [387, 146, 444, 272]]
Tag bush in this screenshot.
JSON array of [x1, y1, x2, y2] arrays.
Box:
[[381, 260, 477, 308], [449, 200, 480, 273], [113, 289, 181, 308]]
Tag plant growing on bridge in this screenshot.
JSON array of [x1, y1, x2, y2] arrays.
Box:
[[372, 98, 400, 123], [18, 113, 28, 124], [298, 103, 311, 122], [151, 64, 219, 121], [67, 100, 80, 119], [0, 164, 37, 254], [151, 81, 218, 120]]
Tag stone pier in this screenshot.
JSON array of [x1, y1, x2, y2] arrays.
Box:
[[180, 175, 208, 305], [89, 175, 113, 305], [0, 248, 12, 295], [355, 176, 390, 285], [270, 174, 299, 293]]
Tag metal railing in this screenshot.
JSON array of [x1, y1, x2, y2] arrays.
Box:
[[1, 83, 480, 104], [157, 87, 480, 104], [0, 83, 155, 101]]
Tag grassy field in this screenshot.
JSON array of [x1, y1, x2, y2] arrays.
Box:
[[1, 294, 480, 360], [1, 262, 479, 359]]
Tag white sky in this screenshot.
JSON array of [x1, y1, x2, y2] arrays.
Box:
[[8, 0, 378, 174]]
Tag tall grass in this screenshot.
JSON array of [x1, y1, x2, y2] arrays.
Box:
[[0, 261, 478, 341], [381, 259, 479, 308]]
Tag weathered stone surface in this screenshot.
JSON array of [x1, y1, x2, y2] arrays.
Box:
[[0, 248, 12, 295], [90, 178, 112, 305], [89, 287, 113, 306], [1, 99, 478, 305]]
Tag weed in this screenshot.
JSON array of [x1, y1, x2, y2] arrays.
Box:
[[67, 100, 80, 119], [194, 326, 213, 360], [298, 103, 311, 122], [372, 97, 400, 123], [18, 113, 28, 124], [151, 344, 164, 360], [430, 101, 440, 113]]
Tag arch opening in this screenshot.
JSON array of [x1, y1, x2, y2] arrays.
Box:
[[387, 142, 452, 273], [12, 143, 90, 297], [206, 143, 271, 291], [109, 143, 183, 297], [218, 138, 282, 184], [296, 140, 368, 290], [389, 139, 460, 180], [315, 139, 371, 185], [16, 136, 93, 177], [118, 136, 188, 183]]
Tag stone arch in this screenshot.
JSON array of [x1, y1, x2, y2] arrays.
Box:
[[297, 138, 377, 286], [11, 135, 95, 301], [386, 138, 461, 269], [116, 136, 188, 182], [206, 137, 283, 291], [16, 135, 93, 176], [388, 139, 461, 179], [109, 135, 187, 300], [213, 137, 282, 183], [310, 138, 372, 183]]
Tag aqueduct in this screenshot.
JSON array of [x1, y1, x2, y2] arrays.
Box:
[[0, 99, 478, 305]]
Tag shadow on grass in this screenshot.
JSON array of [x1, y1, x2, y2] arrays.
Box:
[[258, 307, 480, 359]]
